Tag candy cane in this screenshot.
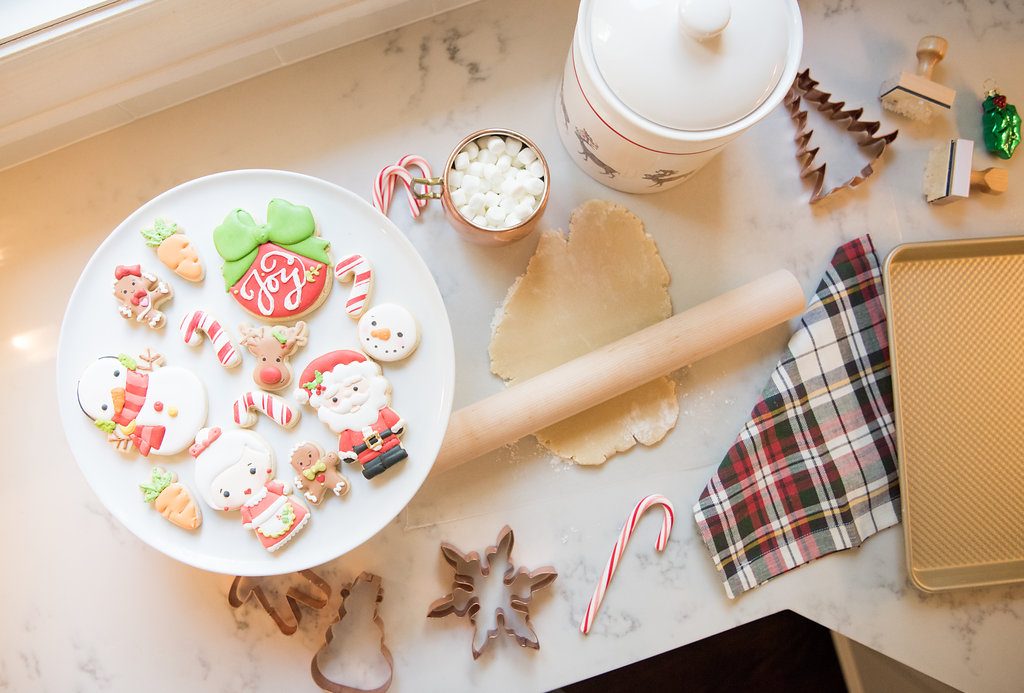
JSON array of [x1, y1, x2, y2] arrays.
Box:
[[333, 254, 373, 318], [580, 494, 675, 636], [179, 309, 241, 368], [373, 154, 433, 219], [233, 391, 299, 429]]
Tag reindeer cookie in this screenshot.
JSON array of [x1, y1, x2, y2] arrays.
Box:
[[239, 321, 308, 392], [290, 441, 350, 505], [113, 265, 172, 329]]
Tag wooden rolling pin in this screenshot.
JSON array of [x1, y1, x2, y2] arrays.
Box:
[[432, 269, 805, 475]]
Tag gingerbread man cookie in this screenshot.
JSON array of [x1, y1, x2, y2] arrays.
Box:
[[239, 321, 308, 392], [290, 441, 350, 505], [112, 264, 172, 329]]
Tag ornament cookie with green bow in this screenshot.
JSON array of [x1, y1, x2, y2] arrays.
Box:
[[214, 198, 332, 321], [289, 440, 350, 505]]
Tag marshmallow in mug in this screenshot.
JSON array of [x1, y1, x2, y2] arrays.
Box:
[[450, 136, 546, 229]]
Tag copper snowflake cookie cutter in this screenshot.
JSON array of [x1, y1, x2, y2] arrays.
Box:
[[427, 525, 557, 659], [785, 68, 898, 204], [311, 572, 393, 693], [228, 568, 331, 636]]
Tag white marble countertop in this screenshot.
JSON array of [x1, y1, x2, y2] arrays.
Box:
[[2, 0, 1024, 691]]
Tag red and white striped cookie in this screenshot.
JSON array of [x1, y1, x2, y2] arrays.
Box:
[[179, 309, 242, 368], [233, 391, 299, 429], [333, 254, 373, 319]]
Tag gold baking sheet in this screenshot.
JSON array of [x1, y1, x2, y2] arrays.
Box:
[[885, 236, 1024, 592]]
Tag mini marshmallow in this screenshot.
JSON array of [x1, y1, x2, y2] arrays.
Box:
[[514, 202, 533, 219], [517, 148, 537, 166], [504, 137, 523, 155], [459, 204, 474, 219], [524, 177, 545, 196], [496, 154, 512, 172], [478, 149, 496, 165], [485, 206, 506, 225], [500, 178, 516, 196], [468, 161, 484, 177], [451, 188, 468, 207], [461, 174, 481, 193], [448, 170, 464, 188], [454, 152, 470, 171], [464, 141, 479, 159], [504, 214, 523, 227], [468, 192, 486, 212], [483, 163, 498, 181], [528, 160, 545, 178], [472, 214, 487, 226], [486, 136, 505, 156], [484, 191, 500, 207], [521, 194, 537, 210]]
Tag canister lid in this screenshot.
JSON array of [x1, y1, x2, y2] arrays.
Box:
[[585, 0, 799, 132]]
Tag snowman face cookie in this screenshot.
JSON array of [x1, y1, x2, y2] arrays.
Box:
[[357, 303, 420, 362], [78, 353, 208, 457]]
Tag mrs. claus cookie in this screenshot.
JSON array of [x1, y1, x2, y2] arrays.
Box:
[[192, 427, 310, 552], [213, 198, 332, 322], [78, 351, 207, 457], [294, 350, 408, 480]]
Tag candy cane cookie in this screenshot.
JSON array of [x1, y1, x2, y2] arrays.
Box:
[[179, 309, 242, 368], [232, 391, 299, 429], [333, 254, 373, 318], [580, 494, 675, 635]]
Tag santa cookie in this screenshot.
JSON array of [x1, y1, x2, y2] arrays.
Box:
[[290, 441, 350, 505], [238, 321, 308, 392], [112, 264, 172, 329], [191, 427, 310, 552], [77, 352, 207, 457], [357, 303, 420, 362], [294, 351, 408, 480], [213, 198, 331, 322]]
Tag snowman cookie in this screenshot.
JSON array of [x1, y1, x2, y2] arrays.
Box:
[[112, 264, 172, 329], [78, 351, 208, 457], [357, 303, 420, 362], [213, 198, 332, 322], [191, 427, 310, 553]]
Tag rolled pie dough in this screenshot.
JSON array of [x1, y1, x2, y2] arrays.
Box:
[[489, 200, 679, 465]]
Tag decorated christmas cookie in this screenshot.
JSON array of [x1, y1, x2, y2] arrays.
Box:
[[191, 427, 310, 552], [357, 303, 420, 362], [140, 218, 204, 282], [77, 351, 208, 457], [294, 351, 408, 480], [112, 265, 172, 329], [213, 199, 332, 322], [139, 466, 202, 530], [238, 322, 308, 391], [290, 441, 350, 505]]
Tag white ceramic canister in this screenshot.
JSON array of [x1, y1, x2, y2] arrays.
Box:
[[557, 0, 803, 194]]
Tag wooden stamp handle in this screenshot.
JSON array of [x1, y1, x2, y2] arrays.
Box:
[[970, 167, 1009, 194], [431, 270, 806, 475], [916, 35, 948, 79]]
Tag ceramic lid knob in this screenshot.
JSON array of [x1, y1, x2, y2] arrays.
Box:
[[678, 0, 731, 40]]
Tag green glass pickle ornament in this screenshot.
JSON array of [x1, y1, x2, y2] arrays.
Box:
[[982, 84, 1021, 159]]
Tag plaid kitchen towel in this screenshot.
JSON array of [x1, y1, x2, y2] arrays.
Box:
[[693, 236, 899, 598]]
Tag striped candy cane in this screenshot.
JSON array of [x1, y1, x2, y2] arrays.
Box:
[[179, 309, 241, 368], [580, 494, 675, 635], [233, 391, 299, 429], [373, 154, 433, 219], [333, 254, 373, 318]]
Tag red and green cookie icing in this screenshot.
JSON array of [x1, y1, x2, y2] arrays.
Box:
[[213, 199, 331, 319]]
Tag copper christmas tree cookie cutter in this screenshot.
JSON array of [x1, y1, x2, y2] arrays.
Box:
[[311, 572, 393, 693], [228, 569, 331, 636], [785, 69, 898, 204], [427, 525, 557, 659]]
